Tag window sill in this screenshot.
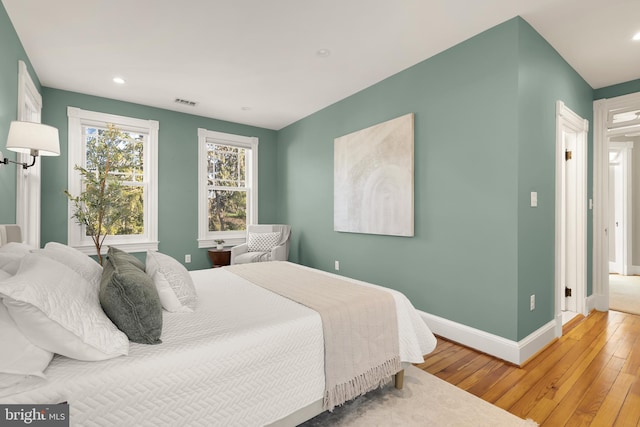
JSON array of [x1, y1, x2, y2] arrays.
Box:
[[197, 237, 245, 249], [70, 241, 159, 255]]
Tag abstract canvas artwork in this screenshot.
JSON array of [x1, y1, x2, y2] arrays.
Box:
[[334, 113, 414, 237]]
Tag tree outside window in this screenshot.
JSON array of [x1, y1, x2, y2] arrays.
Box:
[[207, 143, 247, 232], [66, 124, 146, 263], [66, 107, 158, 256], [87, 125, 145, 235], [197, 128, 258, 248]]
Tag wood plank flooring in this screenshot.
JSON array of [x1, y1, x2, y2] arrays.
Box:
[[416, 310, 640, 426]]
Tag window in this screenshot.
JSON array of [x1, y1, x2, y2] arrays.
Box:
[[67, 107, 158, 254], [198, 128, 258, 248]]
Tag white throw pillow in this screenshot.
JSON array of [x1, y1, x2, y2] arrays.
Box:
[[40, 242, 103, 289], [0, 242, 34, 255], [0, 253, 129, 361], [146, 250, 197, 312], [0, 242, 36, 276], [0, 302, 53, 391], [247, 232, 281, 252]]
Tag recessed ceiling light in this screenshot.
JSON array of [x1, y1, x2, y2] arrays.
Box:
[[633, 32, 640, 41], [316, 48, 331, 57], [241, 106, 251, 111], [113, 77, 126, 84]]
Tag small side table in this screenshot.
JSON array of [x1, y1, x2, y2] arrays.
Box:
[[208, 248, 231, 268]]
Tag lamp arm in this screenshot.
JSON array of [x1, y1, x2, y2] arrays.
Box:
[[1, 154, 37, 169]]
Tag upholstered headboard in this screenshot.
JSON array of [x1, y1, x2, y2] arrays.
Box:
[[0, 224, 22, 246]]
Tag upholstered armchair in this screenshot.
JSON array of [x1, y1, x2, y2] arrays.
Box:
[[0, 224, 22, 246], [230, 224, 291, 265]]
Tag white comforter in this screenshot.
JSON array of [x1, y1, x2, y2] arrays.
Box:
[[3, 265, 436, 426]]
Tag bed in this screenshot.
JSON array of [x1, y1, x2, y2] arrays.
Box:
[[0, 226, 437, 426]]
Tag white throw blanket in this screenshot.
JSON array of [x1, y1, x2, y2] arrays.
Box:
[[226, 262, 401, 410]]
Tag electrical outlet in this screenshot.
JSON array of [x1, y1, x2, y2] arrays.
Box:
[[335, 260, 340, 271], [185, 254, 191, 263], [530, 294, 535, 311]]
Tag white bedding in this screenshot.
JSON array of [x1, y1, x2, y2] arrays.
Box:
[[2, 264, 436, 426]]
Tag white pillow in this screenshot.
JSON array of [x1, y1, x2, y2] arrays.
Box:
[[247, 231, 281, 252], [0, 253, 129, 361], [40, 242, 102, 289], [0, 302, 53, 391], [0, 253, 24, 276], [0, 242, 36, 276], [146, 250, 197, 312], [0, 242, 35, 255]]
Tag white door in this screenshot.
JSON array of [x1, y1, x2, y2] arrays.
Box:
[[555, 100, 588, 331]]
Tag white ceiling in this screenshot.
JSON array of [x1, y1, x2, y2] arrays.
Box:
[[3, 0, 639, 130]]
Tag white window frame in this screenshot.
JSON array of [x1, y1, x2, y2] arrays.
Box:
[[16, 60, 43, 248], [67, 107, 159, 254], [197, 128, 258, 248]]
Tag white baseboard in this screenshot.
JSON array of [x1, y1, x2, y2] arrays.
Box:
[[591, 292, 608, 312], [419, 311, 557, 366], [586, 294, 598, 313]]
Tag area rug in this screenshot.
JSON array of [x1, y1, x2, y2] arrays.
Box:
[[298, 365, 537, 426], [609, 274, 640, 315]]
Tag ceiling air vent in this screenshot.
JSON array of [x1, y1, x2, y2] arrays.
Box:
[[174, 98, 197, 107]]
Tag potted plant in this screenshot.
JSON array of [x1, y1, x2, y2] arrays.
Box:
[[214, 239, 225, 250], [65, 124, 136, 265]]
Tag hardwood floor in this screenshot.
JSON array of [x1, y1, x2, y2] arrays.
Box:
[[416, 310, 640, 426]]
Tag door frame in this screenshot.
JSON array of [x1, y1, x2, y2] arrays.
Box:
[[593, 91, 640, 311], [555, 100, 588, 336], [15, 60, 43, 248]]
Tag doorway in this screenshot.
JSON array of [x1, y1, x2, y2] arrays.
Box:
[[555, 101, 588, 332], [607, 142, 633, 276], [593, 91, 640, 312]]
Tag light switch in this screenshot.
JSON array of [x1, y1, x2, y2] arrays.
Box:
[[530, 192, 538, 207]]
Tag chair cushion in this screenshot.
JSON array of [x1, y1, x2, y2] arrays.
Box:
[[247, 231, 281, 252], [234, 251, 271, 264]]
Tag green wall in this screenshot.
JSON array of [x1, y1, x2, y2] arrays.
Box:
[[277, 17, 593, 341], [41, 88, 278, 270], [2, 0, 601, 343], [515, 20, 593, 338], [594, 79, 640, 100], [0, 3, 41, 223]]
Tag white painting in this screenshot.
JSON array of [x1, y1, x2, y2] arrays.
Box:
[[334, 113, 414, 237]]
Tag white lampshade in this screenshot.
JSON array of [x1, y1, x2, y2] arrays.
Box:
[[6, 121, 60, 156]]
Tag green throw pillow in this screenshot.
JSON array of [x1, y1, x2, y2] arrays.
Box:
[[107, 246, 146, 271], [100, 248, 162, 344]]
